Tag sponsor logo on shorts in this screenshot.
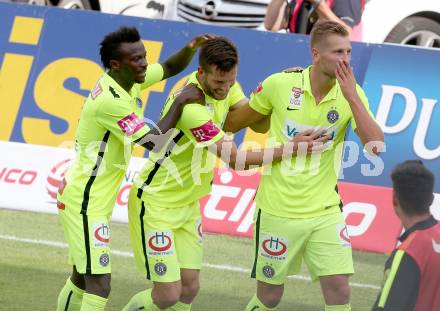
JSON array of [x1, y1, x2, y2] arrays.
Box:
[[336, 224, 351, 248], [147, 231, 174, 256], [260, 235, 288, 261], [154, 262, 167, 276], [92, 222, 110, 248], [262, 265, 275, 278], [99, 253, 110, 267]]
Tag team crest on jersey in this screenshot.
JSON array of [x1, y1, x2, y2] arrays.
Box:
[[90, 82, 102, 100], [136, 97, 143, 108], [206, 103, 214, 113], [92, 222, 110, 248], [260, 235, 288, 261], [327, 109, 339, 123], [147, 231, 174, 257], [336, 224, 351, 248]]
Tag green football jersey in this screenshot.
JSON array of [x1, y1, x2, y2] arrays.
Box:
[[58, 64, 164, 216], [249, 66, 373, 218], [134, 71, 245, 208]]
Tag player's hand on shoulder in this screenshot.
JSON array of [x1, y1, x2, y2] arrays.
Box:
[[283, 66, 304, 73], [174, 83, 205, 106]]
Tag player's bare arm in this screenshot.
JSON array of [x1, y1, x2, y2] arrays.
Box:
[[161, 35, 216, 79], [224, 103, 270, 134], [134, 83, 204, 151], [209, 128, 331, 170], [335, 60, 384, 154]]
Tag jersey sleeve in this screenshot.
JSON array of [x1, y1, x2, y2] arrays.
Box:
[[177, 104, 225, 147], [227, 82, 246, 107], [96, 99, 150, 143], [249, 75, 275, 116], [350, 85, 375, 131], [372, 250, 420, 311], [139, 63, 164, 90], [332, 0, 363, 27]]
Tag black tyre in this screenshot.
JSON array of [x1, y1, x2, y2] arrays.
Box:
[[55, 0, 92, 9], [385, 16, 440, 48]]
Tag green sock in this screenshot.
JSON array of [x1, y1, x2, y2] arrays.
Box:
[[123, 288, 161, 311], [244, 294, 276, 311], [169, 301, 191, 311], [80, 293, 107, 311], [57, 278, 85, 311], [325, 304, 351, 311]]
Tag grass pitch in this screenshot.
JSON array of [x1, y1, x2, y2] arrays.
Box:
[[0, 209, 387, 310]]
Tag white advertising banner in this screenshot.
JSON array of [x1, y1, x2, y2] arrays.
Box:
[[0, 141, 144, 222]]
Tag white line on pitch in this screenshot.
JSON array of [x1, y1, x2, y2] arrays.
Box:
[[0, 234, 380, 290]]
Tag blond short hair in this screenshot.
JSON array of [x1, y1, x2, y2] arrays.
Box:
[[310, 20, 349, 48]]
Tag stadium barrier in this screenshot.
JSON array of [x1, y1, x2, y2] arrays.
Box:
[[1, 2, 439, 253]]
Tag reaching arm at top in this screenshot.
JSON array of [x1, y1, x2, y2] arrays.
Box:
[[161, 35, 216, 79]]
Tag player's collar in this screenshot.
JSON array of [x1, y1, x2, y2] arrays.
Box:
[[103, 72, 134, 100], [399, 215, 437, 242], [304, 66, 339, 102]]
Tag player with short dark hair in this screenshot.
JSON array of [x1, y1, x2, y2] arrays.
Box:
[[122, 36, 328, 311], [224, 20, 384, 311], [56, 26, 211, 311], [372, 160, 440, 311]]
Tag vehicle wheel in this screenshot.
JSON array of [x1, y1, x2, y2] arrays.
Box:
[[385, 16, 440, 48], [55, 0, 92, 9]]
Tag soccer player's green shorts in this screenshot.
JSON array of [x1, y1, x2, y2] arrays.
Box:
[[128, 187, 203, 283], [251, 209, 354, 285], [59, 206, 112, 275]]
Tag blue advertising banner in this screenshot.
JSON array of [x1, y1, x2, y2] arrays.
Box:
[[0, 1, 439, 193]]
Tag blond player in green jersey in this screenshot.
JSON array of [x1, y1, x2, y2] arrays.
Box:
[[56, 26, 213, 311], [123, 37, 331, 311], [224, 21, 384, 311]]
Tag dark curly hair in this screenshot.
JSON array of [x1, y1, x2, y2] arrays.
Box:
[[199, 37, 238, 73], [99, 26, 141, 69]]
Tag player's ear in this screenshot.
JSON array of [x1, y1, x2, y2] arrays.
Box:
[[311, 47, 319, 59], [197, 66, 204, 76], [109, 59, 120, 71]]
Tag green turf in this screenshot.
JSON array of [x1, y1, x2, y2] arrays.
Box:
[[0, 209, 388, 310]]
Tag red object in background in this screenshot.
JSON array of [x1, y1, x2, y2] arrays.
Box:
[[201, 169, 402, 254], [338, 182, 402, 254]]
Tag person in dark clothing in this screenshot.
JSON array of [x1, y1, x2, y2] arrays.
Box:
[[372, 160, 440, 311]]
